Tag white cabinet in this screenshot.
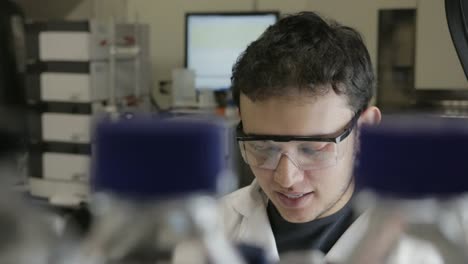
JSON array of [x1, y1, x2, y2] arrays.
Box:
[[41, 113, 92, 143], [43, 153, 90, 182]]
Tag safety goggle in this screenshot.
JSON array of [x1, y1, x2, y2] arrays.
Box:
[[236, 110, 361, 171]]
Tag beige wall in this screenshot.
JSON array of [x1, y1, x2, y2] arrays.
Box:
[[16, 0, 85, 20], [125, 0, 420, 103], [257, 0, 308, 14], [415, 0, 467, 89], [126, 0, 313, 107], [306, 0, 467, 90], [127, 0, 245, 83], [378, 0, 417, 9], [16, 0, 467, 105], [306, 0, 378, 80], [16, 0, 127, 21]]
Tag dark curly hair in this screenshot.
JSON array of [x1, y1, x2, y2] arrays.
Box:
[[231, 11, 374, 112]]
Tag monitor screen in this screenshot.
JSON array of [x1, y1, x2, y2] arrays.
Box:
[[185, 12, 278, 90]]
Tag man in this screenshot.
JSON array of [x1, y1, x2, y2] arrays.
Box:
[[221, 11, 381, 262]]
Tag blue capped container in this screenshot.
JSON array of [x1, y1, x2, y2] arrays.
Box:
[[355, 115, 468, 198], [81, 116, 244, 264], [347, 115, 468, 263], [92, 117, 228, 199]]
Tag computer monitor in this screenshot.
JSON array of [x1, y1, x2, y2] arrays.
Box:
[[185, 12, 279, 90]]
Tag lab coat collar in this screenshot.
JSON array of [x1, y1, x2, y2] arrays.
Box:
[[229, 180, 370, 262], [231, 180, 280, 261], [324, 209, 370, 262]]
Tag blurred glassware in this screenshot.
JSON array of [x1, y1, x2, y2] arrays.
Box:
[[75, 116, 244, 264], [349, 115, 468, 264]]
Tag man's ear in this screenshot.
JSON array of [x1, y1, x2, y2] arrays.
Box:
[[358, 106, 382, 126]]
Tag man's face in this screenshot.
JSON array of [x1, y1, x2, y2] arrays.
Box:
[[239, 89, 357, 223]]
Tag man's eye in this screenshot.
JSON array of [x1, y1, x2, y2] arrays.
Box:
[[299, 147, 317, 155], [250, 142, 266, 150], [250, 143, 278, 152], [299, 143, 328, 155], [255, 145, 276, 151]]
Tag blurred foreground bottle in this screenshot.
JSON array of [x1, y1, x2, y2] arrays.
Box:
[[0, 130, 60, 264], [349, 116, 468, 264], [0, 192, 65, 264], [72, 117, 244, 264]]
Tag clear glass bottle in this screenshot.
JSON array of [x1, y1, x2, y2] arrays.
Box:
[[75, 117, 245, 264], [0, 191, 59, 264], [0, 130, 60, 264], [348, 115, 468, 264]]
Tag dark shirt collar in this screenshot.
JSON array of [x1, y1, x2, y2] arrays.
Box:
[[267, 199, 355, 255]]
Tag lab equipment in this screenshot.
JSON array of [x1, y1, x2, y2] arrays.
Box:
[[171, 68, 197, 108], [185, 12, 278, 90], [349, 115, 468, 264], [75, 117, 244, 263], [25, 19, 151, 207]]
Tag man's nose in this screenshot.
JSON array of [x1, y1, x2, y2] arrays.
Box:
[[273, 154, 303, 188]]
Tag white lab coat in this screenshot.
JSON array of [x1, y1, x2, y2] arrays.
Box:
[[220, 179, 370, 263], [174, 180, 447, 263]]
